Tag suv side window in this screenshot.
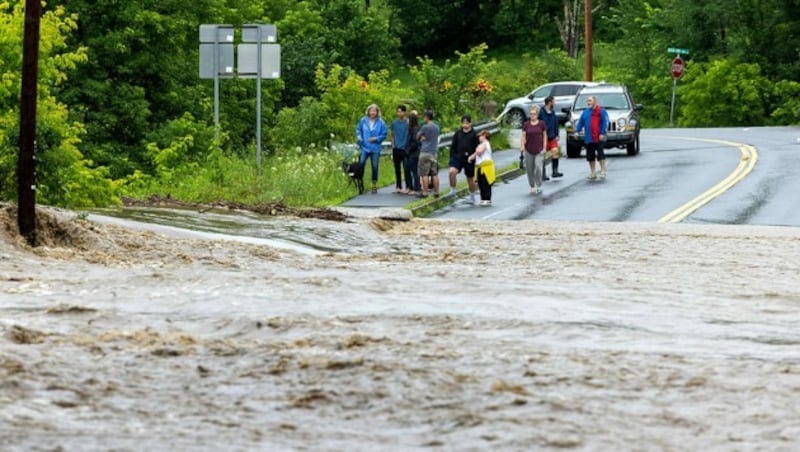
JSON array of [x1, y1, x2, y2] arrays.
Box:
[[531, 85, 552, 99], [551, 84, 579, 97]]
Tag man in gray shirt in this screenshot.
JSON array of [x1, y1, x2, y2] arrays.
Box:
[[416, 110, 440, 198]]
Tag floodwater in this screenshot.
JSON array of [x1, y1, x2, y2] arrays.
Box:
[[2, 205, 800, 450]]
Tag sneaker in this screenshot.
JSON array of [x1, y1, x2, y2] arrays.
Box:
[[543, 175, 550, 181], [479, 200, 490, 206], [468, 193, 477, 204], [552, 172, 564, 178], [536, 188, 542, 194], [599, 172, 606, 180], [416, 192, 429, 199], [587, 173, 597, 180]]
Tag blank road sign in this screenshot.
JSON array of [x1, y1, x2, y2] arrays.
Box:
[[237, 44, 281, 79], [199, 25, 234, 43], [199, 44, 235, 79], [242, 24, 277, 43]]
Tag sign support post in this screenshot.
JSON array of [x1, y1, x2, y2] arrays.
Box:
[[199, 25, 234, 145], [670, 77, 678, 127], [240, 24, 279, 175], [668, 48, 689, 127]]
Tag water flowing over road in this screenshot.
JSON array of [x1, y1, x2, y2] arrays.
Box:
[[2, 201, 800, 450]]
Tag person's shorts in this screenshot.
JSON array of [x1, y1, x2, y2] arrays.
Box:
[[418, 153, 438, 177], [585, 142, 606, 162], [546, 138, 559, 158], [448, 157, 475, 178]]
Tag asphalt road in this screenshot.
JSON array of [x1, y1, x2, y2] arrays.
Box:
[[430, 127, 800, 227]]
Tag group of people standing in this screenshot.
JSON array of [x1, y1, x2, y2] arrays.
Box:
[[356, 94, 609, 204], [356, 104, 495, 205]]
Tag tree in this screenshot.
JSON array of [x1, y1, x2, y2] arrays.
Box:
[[679, 59, 769, 127], [556, 0, 583, 57], [0, 2, 118, 208], [48, 0, 234, 178]]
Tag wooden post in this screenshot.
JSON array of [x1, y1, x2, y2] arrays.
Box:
[[584, 0, 592, 81], [18, 0, 41, 246]]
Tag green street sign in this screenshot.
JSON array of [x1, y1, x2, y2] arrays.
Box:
[[668, 47, 690, 55]]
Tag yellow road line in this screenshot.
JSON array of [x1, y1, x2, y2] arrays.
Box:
[[655, 137, 758, 223]]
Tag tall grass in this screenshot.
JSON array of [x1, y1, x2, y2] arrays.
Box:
[[121, 146, 399, 207]]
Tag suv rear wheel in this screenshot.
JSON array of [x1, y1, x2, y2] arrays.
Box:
[[503, 108, 526, 129]]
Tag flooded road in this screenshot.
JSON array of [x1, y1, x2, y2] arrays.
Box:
[[2, 205, 800, 450]]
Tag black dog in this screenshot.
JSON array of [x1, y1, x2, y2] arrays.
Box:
[[342, 161, 364, 194]]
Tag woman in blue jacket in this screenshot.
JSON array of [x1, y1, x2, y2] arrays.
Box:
[[356, 104, 388, 193], [575, 96, 609, 180]]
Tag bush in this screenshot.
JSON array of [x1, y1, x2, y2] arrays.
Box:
[[679, 59, 769, 127], [270, 64, 408, 151], [408, 43, 500, 129]]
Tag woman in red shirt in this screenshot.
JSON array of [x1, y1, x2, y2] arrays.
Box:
[[520, 105, 548, 194]]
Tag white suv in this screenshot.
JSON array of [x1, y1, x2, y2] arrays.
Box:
[[497, 81, 599, 128]]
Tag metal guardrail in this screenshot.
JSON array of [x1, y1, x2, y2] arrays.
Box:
[[379, 120, 500, 156]]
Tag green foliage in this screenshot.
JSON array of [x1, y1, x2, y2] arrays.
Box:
[[271, 63, 407, 150], [765, 80, 800, 126], [315, 0, 400, 75], [275, 3, 330, 106], [678, 60, 800, 127], [603, 0, 669, 82], [385, 0, 563, 58], [6, 0, 800, 211], [491, 0, 548, 51], [408, 44, 499, 128], [145, 113, 218, 165], [271, 97, 331, 150], [678, 59, 770, 127], [273, 0, 400, 108], [0, 2, 118, 208], [121, 145, 376, 207]]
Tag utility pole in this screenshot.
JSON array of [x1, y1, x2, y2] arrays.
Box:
[[18, 0, 42, 246], [584, 0, 592, 81]]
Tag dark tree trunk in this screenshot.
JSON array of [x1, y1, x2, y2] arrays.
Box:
[[18, 0, 42, 246], [555, 0, 582, 58]]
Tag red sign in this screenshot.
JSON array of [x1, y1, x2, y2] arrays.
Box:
[[671, 56, 685, 79]]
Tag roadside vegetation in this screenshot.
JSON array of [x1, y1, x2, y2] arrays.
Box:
[[1, 0, 799, 209]]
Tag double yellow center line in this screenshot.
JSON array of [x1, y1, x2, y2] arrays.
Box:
[[657, 137, 758, 223]]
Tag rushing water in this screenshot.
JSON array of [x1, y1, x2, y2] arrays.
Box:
[[2, 207, 800, 450]]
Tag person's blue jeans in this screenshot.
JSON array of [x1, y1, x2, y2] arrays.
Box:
[[405, 152, 420, 191], [359, 150, 380, 183]]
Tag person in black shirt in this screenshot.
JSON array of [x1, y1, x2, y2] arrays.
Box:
[[448, 115, 479, 204]]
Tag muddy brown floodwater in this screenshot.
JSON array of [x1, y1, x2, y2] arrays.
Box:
[[1, 204, 800, 451]]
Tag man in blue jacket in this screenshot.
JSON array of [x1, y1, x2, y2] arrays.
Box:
[[574, 96, 609, 180], [538, 96, 561, 179]]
